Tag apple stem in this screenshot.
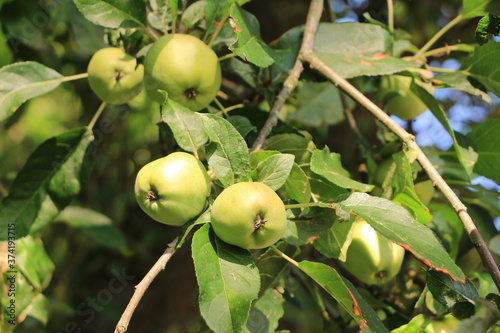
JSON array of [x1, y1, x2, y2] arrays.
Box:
[[184, 88, 198, 100], [115, 70, 124, 82], [254, 215, 267, 229], [147, 190, 159, 201]]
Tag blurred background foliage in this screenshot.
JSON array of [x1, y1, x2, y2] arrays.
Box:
[[0, 0, 498, 332]]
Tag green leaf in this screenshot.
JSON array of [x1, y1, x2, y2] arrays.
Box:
[[227, 115, 257, 139], [161, 100, 208, 153], [73, 0, 147, 28], [262, 134, 316, 165], [205, 0, 251, 33], [283, 163, 311, 204], [250, 154, 294, 190], [313, 219, 353, 261], [15, 236, 54, 292], [475, 14, 500, 45], [23, 293, 49, 326], [310, 147, 373, 192], [254, 242, 298, 296], [0, 62, 64, 121], [245, 287, 284, 333], [56, 206, 127, 250], [462, 42, 500, 97], [410, 78, 477, 181], [228, 3, 279, 67], [435, 71, 491, 101], [313, 23, 417, 78], [467, 119, 500, 182], [192, 224, 260, 333], [462, 0, 497, 18], [287, 82, 344, 127], [323, 193, 466, 282], [427, 270, 479, 309], [391, 314, 431, 333], [298, 260, 389, 332], [175, 208, 212, 250], [0, 129, 95, 240], [200, 113, 251, 187], [283, 207, 335, 246]]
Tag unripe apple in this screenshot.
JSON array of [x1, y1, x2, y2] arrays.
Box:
[[87, 47, 144, 105], [210, 182, 287, 249], [134, 152, 211, 226], [414, 180, 435, 205], [379, 75, 434, 121], [143, 33, 222, 111], [341, 217, 405, 285]]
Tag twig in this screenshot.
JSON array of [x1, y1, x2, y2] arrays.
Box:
[[299, 0, 500, 291], [250, 58, 303, 152], [412, 14, 464, 60], [114, 236, 179, 333]]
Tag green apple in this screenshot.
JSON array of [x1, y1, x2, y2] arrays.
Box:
[[379, 75, 434, 121], [342, 217, 405, 285], [143, 33, 221, 111], [210, 182, 287, 249], [134, 152, 211, 226], [87, 47, 144, 105], [414, 180, 435, 206]]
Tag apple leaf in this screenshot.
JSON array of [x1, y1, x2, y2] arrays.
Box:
[[461, 42, 500, 98], [284, 163, 311, 204], [322, 193, 466, 282], [200, 113, 252, 187], [161, 100, 208, 153], [0, 129, 95, 241], [297, 260, 389, 332], [228, 3, 279, 68], [15, 236, 55, 292], [313, 23, 417, 78], [245, 287, 284, 333], [262, 133, 317, 165], [426, 270, 479, 309], [56, 206, 128, 251], [192, 224, 260, 333], [0, 236, 54, 324], [462, 0, 498, 18], [73, 0, 147, 28], [410, 78, 477, 181], [282, 207, 335, 246], [313, 219, 353, 261], [434, 71, 491, 102], [0, 62, 64, 122], [205, 0, 251, 34], [475, 14, 500, 45], [287, 82, 344, 127], [467, 119, 500, 183], [254, 242, 298, 296], [250, 153, 294, 191], [310, 147, 373, 192]]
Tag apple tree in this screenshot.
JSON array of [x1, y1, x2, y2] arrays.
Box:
[[0, 0, 499, 332]]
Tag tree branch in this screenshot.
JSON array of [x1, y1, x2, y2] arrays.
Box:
[[298, 0, 500, 291], [114, 236, 179, 333]]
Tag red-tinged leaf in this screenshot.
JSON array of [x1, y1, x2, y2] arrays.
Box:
[[298, 260, 389, 332], [321, 193, 466, 283]]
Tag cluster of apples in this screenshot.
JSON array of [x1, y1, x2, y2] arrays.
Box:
[[86, 34, 287, 250], [86, 33, 407, 284]]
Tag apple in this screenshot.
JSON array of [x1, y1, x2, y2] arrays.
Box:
[[341, 217, 405, 285], [87, 47, 144, 105], [414, 180, 435, 205], [143, 33, 221, 111], [134, 152, 211, 226], [210, 182, 287, 249], [379, 75, 434, 121]]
